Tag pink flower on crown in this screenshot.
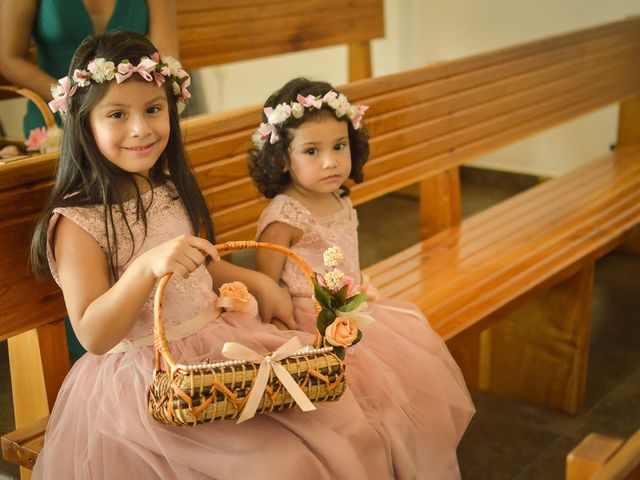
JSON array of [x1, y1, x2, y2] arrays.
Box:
[[349, 104, 369, 130], [72, 69, 91, 87], [256, 122, 279, 144], [153, 72, 166, 87], [296, 94, 322, 109], [322, 91, 338, 103], [48, 76, 77, 113]]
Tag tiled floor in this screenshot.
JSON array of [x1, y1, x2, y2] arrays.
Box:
[[1, 167, 638, 479]]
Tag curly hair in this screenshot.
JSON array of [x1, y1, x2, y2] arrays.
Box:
[[248, 78, 370, 199]]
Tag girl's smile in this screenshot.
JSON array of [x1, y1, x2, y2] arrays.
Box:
[[122, 140, 158, 155]]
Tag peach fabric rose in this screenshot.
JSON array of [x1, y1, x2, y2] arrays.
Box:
[[324, 316, 359, 347], [217, 281, 251, 313]]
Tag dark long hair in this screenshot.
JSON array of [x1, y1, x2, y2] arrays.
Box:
[[31, 31, 214, 279], [248, 78, 370, 199]]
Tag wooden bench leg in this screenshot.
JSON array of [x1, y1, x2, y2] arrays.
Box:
[[450, 264, 594, 414], [7, 319, 69, 477], [566, 433, 624, 480], [419, 167, 461, 238]]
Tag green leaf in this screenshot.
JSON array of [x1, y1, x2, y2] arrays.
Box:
[[335, 284, 349, 304], [313, 278, 333, 310], [350, 329, 363, 347], [316, 308, 336, 335], [341, 293, 367, 312], [332, 346, 346, 361]]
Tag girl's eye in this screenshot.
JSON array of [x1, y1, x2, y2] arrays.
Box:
[[147, 106, 162, 114], [109, 111, 124, 119], [334, 143, 347, 151], [305, 147, 318, 155]]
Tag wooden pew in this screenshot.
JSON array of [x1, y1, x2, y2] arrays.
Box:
[[0, 0, 383, 97], [2, 16, 640, 472], [567, 429, 640, 480]]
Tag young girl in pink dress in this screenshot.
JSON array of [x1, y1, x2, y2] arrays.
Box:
[[250, 78, 476, 479], [30, 33, 394, 479]]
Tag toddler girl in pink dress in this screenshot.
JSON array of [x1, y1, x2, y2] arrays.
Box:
[[250, 77, 476, 479]]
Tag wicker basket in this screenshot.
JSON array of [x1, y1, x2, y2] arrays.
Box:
[[0, 85, 55, 156], [0, 85, 55, 128], [148, 241, 347, 426]]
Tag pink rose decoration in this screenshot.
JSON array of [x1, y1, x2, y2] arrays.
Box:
[[25, 127, 48, 152], [341, 276, 359, 298], [324, 316, 359, 347], [217, 282, 251, 313]]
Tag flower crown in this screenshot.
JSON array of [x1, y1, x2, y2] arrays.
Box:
[[252, 91, 369, 148], [48, 53, 191, 115]]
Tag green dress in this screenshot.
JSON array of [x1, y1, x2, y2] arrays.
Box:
[[28, 0, 148, 359], [24, 0, 149, 137]]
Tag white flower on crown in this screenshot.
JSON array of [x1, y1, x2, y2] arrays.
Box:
[[162, 55, 183, 77], [87, 58, 116, 83], [333, 94, 351, 118], [267, 103, 292, 125], [291, 102, 304, 119]]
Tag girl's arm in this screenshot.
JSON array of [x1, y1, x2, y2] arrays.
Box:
[[255, 221, 302, 284], [0, 0, 56, 99], [207, 258, 296, 329], [148, 0, 179, 57], [54, 217, 217, 355]]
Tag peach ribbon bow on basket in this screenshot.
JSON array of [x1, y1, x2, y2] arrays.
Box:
[[222, 336, 316, 423]]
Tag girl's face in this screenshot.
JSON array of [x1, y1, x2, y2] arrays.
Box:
[[89, 81, 170, 177], [287, 115, 352, 198]]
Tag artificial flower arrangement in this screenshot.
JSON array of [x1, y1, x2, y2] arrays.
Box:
[[148, 243, 366, 426], [313, 246, 373, 359], [25, 125, 62, 154]]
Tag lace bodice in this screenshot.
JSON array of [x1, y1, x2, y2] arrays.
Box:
[[46, 183, 215, 341], [256, 194, 360, 297]]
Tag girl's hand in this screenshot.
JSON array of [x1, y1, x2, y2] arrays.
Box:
[[254, 278, 296, 330], [141, 234, 219, 279]]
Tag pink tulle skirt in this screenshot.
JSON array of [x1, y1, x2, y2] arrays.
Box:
[[33, 298, 473, 479]]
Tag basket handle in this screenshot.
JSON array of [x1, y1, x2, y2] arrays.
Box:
[[0, 85, 56, 130], [153, 241, 317, 374]]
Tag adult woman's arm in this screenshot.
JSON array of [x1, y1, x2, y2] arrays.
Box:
[[147, 0, 179, 58], [0, 0, 56, 99]]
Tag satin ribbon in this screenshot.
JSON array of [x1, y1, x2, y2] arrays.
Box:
[[221, 336, 316, 423], [107, 307, 220, 353], [296, 93, 322, 109], [115, 58, 158, 83]]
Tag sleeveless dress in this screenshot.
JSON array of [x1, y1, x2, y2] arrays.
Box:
[[25, 0, 149, 136], [257, 194, 476, 479], [34, 184, 392, 479]]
